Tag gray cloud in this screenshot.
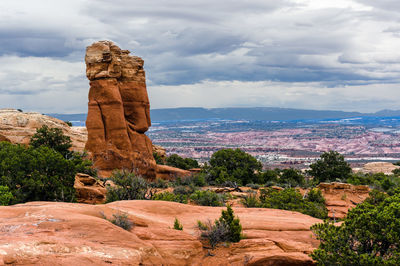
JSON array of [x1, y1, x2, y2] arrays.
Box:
[[0, 0, 399, 112]]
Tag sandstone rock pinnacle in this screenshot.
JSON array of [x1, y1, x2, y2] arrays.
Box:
[[85, 40, 157, 178]]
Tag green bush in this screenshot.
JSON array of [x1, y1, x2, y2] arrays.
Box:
[[189, 190, 226, 206], [246, 183, 260, 189], [166, 154, 199, 170], [149, 178, 169, 188], [278, 168, 305, 187], [346, 173, 400, 195], [308, 151, 352, 183], [205, 148, 262, 185], [30, 125, 72, 158], [198, 205, 242, 249], [311, 191, 400, 265], [241, 192, 261, 208], [307, 188, 325, 204], [106, 170, 149, 203], [258, 188, 328, 219], [173, 217, 183, 230], [0, 142, 76, 204], [173, 185, 195, 195], [153, 152, 165, 165], [0, 186, 13, 206], [151, 191, 188, 203]]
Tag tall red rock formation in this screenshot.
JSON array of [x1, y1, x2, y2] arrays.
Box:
[[85, 41, 157, 178]]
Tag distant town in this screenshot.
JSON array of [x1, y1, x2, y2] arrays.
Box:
[[148, 116, 400, 169]]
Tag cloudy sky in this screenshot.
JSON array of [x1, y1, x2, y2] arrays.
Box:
[[1, 0, 400, 113]]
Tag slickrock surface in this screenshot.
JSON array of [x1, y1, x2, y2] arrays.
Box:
[[85, 41, 157, 179], [0, 201, 319, 265], [316, 182, 370, 219], [0, 109, 86, 151]]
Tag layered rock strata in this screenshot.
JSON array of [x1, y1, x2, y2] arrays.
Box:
[[85, 41, 157, 179]]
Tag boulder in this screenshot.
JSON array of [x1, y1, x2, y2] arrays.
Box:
[[74, 173, 106, 204]]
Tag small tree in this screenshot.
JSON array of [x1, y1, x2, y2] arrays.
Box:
[[30, 125, 72, 158], [205, 148, 262, 185], [311, 191, 400, 265], [308, 151, 351, 183], [166, 154, 199, 170]]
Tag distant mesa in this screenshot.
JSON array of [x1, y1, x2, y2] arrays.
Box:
[[85, 40, 189, 179]]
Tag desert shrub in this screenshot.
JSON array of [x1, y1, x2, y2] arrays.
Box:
[[149, 178, 169, 188], [151, 191, 188, 203], [153, 152, 165, 165], [0, 142, 76, 204], [198, 205, 242, 249], [30, 125, 72, 158], [311, 191, 400, 265], [106, 170, 149, 202], [173, 185, 195, 195], [166, 154, 199, 170], [308, 151, 352, 183], [204, 148, 262, 185], [0, 186, 13, 206], [363, 189, 388, 205], [306, 188, 325, 204], [173, 218, 183, 230], [246, 183, 260, 189], [198, 219, 229, 249], [259, 188, 328, 219], [186, 173, 207, 187], [101, 211, 134, 231], [241, 192, 261, 208], [346, 173, 400, 195], [190, 190, 226, 206]]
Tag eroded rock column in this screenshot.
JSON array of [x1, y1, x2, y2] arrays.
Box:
[[85, 41, 157, 178]]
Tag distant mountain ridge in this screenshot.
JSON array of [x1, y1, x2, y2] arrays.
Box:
[[48, 107, 400, 124]]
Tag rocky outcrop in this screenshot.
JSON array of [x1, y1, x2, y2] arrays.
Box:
[[316, 182, 370, 219], [155, 164, 191, 180], [74, 173, 106, 204], [85, 41, 157, 179], [0, 201, 319, 265], [361, 162, 400, 175], [0, 109, 86, 151]]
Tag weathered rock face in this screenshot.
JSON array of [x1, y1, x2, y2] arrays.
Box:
[[74, 173, 106, 204], [0, 201, 319, 265], [316, 182, 370, 219], [85, 41, 156, 179], [0, 109, 86, 151]]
